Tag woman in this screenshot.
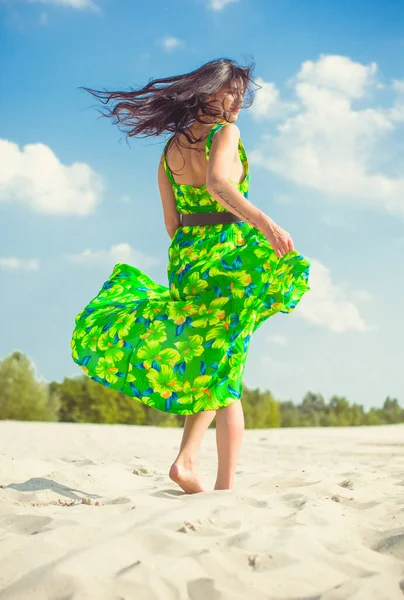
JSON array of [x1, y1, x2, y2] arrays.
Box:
[[71, 57, 310, 494]]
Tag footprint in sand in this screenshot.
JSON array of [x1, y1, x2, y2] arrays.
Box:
[[0, 514, 52, 536], [187, 578, 222, 600], [133, 467, 156, 477], [331, 495, 380, 510], [177, 514, 241, 537], [177, 520, 201, 533], [339, 478, 354, 489], [150, 489, 183, 498], [238, 496, 269, 509], [60, 458, 95, 467], [281, 492, 308, 510], [373, 532, 404, 560], [104, 497, 131, 505]]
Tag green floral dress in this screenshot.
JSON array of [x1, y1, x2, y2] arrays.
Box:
[[71, 123, 311, 415]]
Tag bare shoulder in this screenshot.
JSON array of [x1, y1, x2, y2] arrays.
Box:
[[217, 122, 240, 138], [211, 122, 240, 150], [206, 123, 242, 186]]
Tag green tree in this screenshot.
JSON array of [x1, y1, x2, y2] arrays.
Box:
[[350, 403, 366, 426], [382, 396, 403, 424], [328, 395, 352, 426], [364, 407, 385, 425], [51, 375, 147, 424], [241, 386, 280, 428], [2, 351, 403, 429], [279, 400, 301, 427], [300, 392, 328, 426], [0, 351, 59, 421]]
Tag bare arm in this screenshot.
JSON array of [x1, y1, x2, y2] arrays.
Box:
[[157, 154, 180, 239], [205, 123, 277, 234]]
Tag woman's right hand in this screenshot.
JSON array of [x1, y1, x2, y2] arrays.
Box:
[[262, 217, 295, 258]]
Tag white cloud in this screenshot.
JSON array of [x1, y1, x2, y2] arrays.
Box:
[[0, 139, 104, 215], [249, 55, 404, 216], [249, 77, 298, 120], [393, 79, 404, 95], [267, 334, 288, 346], [27, 0, 99, 12], [160, 36, 183, 52], [39, 11, 48, 24], [0, 257, 40, 271], [65, 243, 160, 271], [207, 0, 240, 11], [292, 55, 378, 99], [350, 289, 374, 303], [297, 259, 371, 333], [388, 79, 404, 123]]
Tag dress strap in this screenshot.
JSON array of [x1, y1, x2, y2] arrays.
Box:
[[163, 124, 249, 185], [204, 122, 226, 160], [237, 136, 249, 179], [161, 135, 176, 186], [205, 122, 249, 179]]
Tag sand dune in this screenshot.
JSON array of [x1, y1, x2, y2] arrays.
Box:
[[0, 421, 403, 600]]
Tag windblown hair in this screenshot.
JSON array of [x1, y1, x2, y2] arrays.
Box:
[[79, 57, 259, 146]]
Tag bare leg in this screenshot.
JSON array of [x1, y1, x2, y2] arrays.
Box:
[[169, 409, 216, 494], [214, 401, 244, 490]]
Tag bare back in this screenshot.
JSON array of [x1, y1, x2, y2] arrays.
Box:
[[164, 128, 246, 188]]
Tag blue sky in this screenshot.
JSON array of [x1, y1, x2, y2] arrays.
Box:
[[1, 0, 403, 410]]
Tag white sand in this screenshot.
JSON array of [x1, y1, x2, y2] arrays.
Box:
[[0, 421, 403, 600]]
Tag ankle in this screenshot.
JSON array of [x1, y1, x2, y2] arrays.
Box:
[[214, 483, 233, 491], [214, 476, 234, 490], [173, 455, 196, 469]]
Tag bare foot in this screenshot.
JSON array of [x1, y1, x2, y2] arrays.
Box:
[[169, 462, 205, 494]]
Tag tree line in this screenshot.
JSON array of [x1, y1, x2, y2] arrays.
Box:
[[0, 351, 402, 428]]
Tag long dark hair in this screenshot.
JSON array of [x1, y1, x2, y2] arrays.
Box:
[[79, 57, 259, 146]]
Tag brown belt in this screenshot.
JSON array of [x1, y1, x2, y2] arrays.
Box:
[[180, 212, 243, 226]]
